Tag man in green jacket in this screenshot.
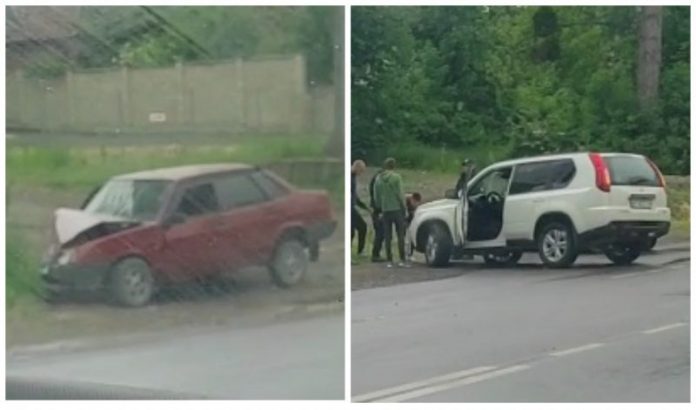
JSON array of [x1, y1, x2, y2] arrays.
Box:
[[374, 157, 410, 268]]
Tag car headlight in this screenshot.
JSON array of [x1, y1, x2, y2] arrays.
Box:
[[56, 249, 74, 265]]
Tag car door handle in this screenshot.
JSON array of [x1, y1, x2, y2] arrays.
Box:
[[532, 198, 545, 203]]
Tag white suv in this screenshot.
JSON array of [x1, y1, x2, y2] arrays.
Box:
[[408, 152, 671, 268]]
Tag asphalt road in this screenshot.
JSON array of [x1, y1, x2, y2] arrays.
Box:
[[7, 309, 344, 400], [352, 249, 690, 402]]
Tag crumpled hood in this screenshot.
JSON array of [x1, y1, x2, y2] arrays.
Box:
[[54, 208, 138, 246]]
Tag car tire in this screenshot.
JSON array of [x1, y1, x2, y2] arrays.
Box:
[[269, 238, 309, 288], [604, 243, 642, 265], [424, 223, 452, 267], [483, 251, 522, 267], [108, 257, 155, 307], [642, 237, 658, 251], [537, 221, 578, 268]]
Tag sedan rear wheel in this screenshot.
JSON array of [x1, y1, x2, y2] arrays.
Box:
[[270, 238, 309, 288]]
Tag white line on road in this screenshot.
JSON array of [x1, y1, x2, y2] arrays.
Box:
[[352, 366, 495, 402], [642, 322, 687, 334], [372, 365, 531, 403], [549, 343, 605, 357]]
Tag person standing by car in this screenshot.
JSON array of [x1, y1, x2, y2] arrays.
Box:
[[455, 159, 475, 196], [369, 167, 386, 262], [351, 160, 369, 257], [404, 192, 422, 262], [374, 158, 409, 268], [405, 192, 422, 225]]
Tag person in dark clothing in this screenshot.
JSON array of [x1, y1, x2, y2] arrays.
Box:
[[404, 192, 422, 261], [351, 160, 369, 256], [368, 168, 386, 262], [454, 160, 469, 194], [405, 192, 422, 225]]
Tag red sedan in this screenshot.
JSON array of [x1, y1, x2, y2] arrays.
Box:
[[41, 163, 336, 306]]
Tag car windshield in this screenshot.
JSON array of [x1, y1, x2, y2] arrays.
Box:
[[84, 179, 170, 221]]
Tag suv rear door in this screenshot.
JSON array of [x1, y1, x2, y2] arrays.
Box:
[[504, 159, 577, 240], [602, 154, 667, 214]]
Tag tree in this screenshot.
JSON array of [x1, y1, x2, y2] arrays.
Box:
[[637, 6, 663, 110]]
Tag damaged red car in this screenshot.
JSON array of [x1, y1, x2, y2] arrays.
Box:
[[41, 163, 336, 307]]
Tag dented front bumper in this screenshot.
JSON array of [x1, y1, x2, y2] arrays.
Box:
[[41, 262, 110, 294]]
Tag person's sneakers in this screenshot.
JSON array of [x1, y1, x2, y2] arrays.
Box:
[[397, 261, 412, 268], [386, 262, 394, 268]]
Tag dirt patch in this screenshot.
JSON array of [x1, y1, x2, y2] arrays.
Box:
[[351, 256, 475, 291]]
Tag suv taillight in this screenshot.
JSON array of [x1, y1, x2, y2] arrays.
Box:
[[646, 158, 666, 188], [589, 153, 611, 192]]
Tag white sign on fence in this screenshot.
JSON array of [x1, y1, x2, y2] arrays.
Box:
[[148, 112, 167, 123]]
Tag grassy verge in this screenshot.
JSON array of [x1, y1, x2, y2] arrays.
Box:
[[7, 134, 328, 189], [6, 229, 42, 309], [361, 141, 511, 173]]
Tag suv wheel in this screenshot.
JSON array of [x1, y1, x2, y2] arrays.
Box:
[[424, 224, 452, 267], [642, 237, 658, 251], [604, 243, 642, 265], [483, 251, 522, 267], [109, 257, 155, 307], [537, 221, 578, 268], [269, 238, 309, 288]]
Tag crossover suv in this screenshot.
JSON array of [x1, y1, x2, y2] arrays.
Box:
[[41, 163, 336, 306], [408, 153, 670, 268]]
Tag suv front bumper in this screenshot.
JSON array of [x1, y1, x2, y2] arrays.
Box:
[[579, 221, 670, 248]]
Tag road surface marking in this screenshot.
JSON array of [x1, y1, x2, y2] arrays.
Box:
[[372, 365, 531, 402], [549, 343, 604, 357], [642, 322, 686, 334], [352, 366, 495, 402]]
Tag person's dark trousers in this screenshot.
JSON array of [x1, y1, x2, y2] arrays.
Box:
[[382, 210, 406, 263], [351, 207, 367, 254], [371, 211, 385, 259]]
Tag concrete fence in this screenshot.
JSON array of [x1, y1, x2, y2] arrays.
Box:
[[6, 54, 335, 136]]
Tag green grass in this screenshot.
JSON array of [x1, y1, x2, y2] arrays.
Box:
[[7, 135, 329, 189], [362, 141, 512, 173], [6, 230, 42, 309]]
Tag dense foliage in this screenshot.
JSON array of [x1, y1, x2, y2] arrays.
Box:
[[21, 6, 336, 85], [352, 6, 690, 175]]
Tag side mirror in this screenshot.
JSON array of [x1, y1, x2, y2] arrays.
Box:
[[163, 213, 186, 228], [444, 189, 458, 199]]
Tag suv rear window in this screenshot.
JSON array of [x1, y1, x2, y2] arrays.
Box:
[[509, 159, 576, 195], [603, 155, 660, 187]]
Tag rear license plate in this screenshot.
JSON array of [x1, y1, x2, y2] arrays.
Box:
[[630, 197, 653, 209]]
